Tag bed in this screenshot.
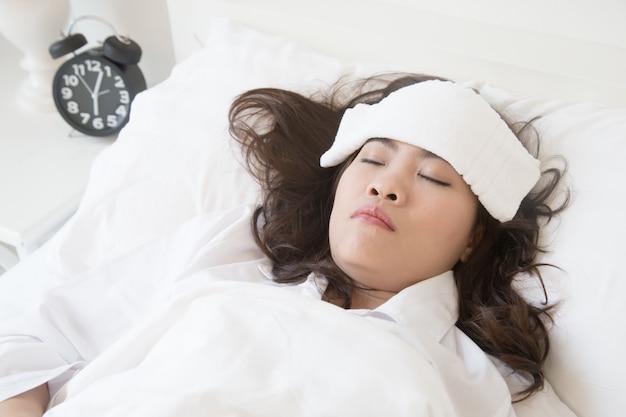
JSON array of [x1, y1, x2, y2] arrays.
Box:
[[1, 0, 625, 416]]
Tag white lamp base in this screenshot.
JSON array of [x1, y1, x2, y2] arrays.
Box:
[[0, 0, 70, 113], [16, 56, 61, 112]]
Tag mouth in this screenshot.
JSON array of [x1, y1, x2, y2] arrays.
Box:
[[351, 206, 396, 231]]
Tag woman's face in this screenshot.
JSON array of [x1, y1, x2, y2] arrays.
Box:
[[328, 138, 481, 305]]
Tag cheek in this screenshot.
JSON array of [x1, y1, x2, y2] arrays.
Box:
[[330, 169, 359, 220], [327, 172, 376, 272], [328, 178, 349, 248], [432, 196, 478, 252]]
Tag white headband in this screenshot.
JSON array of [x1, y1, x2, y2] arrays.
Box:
[[320, 80, 540, 222]]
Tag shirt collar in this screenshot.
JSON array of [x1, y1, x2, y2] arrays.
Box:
[[368, 271, 459, 342], [260, 263, 459, 342]]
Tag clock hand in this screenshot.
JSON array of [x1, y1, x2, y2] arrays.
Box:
[[98, 89, 110, 96], [77, 73, 94, 95], [92, 70, 104, 116]]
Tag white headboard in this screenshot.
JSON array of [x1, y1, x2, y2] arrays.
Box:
[[166, 0, 626, 108]]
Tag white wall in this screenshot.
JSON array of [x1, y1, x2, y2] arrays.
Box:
[[384, 0, 626, 47], [69, 0, 176, 87]]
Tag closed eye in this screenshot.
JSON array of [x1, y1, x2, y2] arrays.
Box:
[[419, 173, 450, 187], [360, 158, 384, 166]]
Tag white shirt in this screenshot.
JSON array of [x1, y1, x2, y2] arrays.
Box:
[[0, 204, 575, 416]]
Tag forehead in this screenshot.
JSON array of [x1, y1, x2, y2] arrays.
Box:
[[364, 137, 443, 160]]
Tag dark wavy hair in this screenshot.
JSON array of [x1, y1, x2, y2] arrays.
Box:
[[228, 73, 569, 400]]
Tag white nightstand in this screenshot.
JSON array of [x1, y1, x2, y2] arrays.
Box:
[[0, 36, 113, 273]]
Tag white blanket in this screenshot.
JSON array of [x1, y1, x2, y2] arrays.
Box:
[[46, 281, 457, 417]]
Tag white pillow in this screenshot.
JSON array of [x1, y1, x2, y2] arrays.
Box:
[[48, 17, 626, 417], [476, 86, 626, 417]]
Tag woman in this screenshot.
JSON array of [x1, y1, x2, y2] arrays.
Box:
[[0, 75, 571, 416], [230, 74, 570, 408]]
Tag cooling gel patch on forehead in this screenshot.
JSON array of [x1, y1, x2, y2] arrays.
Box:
[[320, 80, 540, 222]]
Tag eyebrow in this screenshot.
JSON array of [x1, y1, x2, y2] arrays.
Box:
[[367, 137, 443, 160]]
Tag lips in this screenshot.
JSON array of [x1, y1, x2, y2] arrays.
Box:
[[351, 205, 396, 231]]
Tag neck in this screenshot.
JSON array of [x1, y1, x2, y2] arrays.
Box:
[[349, 287, 396, 310], [322, 284, 397, 310]]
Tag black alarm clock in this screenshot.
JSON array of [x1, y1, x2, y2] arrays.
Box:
[[49, 16, 146, 137]]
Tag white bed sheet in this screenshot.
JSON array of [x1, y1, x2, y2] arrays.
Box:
[[44, 280, 457, 417], [2, 204, 572, 417]]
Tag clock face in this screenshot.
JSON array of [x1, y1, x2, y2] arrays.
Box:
[[52, 51, 136, 136]]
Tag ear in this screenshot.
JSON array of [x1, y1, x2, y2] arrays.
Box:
[[459, 224, 484, 263]]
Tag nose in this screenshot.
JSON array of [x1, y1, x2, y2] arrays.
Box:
[[367, 183, 403, 203]]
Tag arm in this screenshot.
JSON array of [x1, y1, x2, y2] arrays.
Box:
[[0, 384, 49, 417]]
